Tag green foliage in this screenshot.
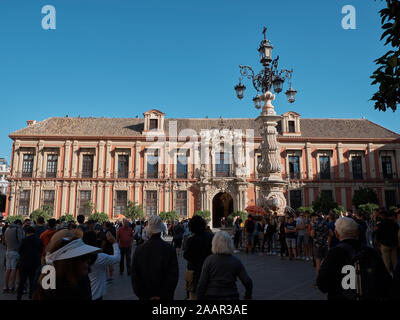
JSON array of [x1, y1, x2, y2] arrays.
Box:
[[312, 192, 338, 214], [358, 203, 379, 217], [124, 201, 145, 221], [88, 212, 109, 224], [30, 209, 52, 222], [159, 210, 179, 223], [83, 201, 96, 215], [371, 0, 400, 112], [333, 205, 346, 215], [229, 211, 247, 222], [297, 206, 314, 214], [59, 214, 76, 223], [352, 187, 379, 209], [194, 210, 211, 223], [5, 215, 25, 223]]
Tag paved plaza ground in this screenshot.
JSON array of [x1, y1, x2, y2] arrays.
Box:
[[0, 236, 326, 300]]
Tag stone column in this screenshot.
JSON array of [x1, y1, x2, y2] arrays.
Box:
[[337, 143, 344, 179], [104, 183, 111, 215], [368, 143, 376, 179], [36, 141, 44, 178], [61, 182, 68, 215], [9, 184, 16, 216], [63, 140, 72, 178], [71, 141, 79, 178], [69, 182, 76, 217], [97, 182, 103, 212], [105, 141, 112, 178], [98, 141, 105, 178], [164, 142, 170, 179], [306, 142, 313, 180], [135, 142, 141, 178], [134, 183, 140, 205], [34, 182, 41, 210]]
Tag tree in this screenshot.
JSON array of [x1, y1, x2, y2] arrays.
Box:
[[124, 201, 145, 221], [333, 205, 346, 216], [371, 0, 400, 112], [297, 206, 314, 214], [229, 211, 247, 223], [88, 212, 109, 224], [358, 203, 379, 217], [159, 211, 179, 223], [352, 187, 379, 209], [194, 210, 211, 223], [6, 215, 24, 223], [30, 209, 52, 222], [59, 214, 76, 223], [312, 193, 338, 214], [83, 201, 96, 215]]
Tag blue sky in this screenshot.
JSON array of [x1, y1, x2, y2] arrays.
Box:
[[0, 0, 398, 163]]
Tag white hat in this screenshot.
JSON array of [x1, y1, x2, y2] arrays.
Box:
[[145, 215, 164, 236], [45, 238, 101, 264], [335, 217, 359, 240]]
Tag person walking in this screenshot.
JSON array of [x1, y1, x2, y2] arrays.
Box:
[[244, 215, 255, 254], [3, 219, 24, 294], [278, 216, 288, 260], [232, 218, 242, 252], [131, 215, 179, 300], [296, 212, 306, 259], [40, 218, 58, 262], [116, 219, 134, 276], [83, 230, 120, 300], [172, 220, 185, 255], [376, 210, 399, 276], [317, 217, 394, 300], [33, 229, 100, 300], [17, 226, 43, 300], [284, 215, 297, 260], [311, 213, 331, 286], [183, 216, 213, 300], [196, 231, 253, 300]]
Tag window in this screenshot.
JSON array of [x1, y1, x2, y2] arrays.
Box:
[[351, 156, 363, 180], [215, 152, 231, 177], [288, 121, 295, 133], [115, 191, 127, 215], [79, 191, 92, 216], [118, 155, 129, 178], [385, 190, 396, 209], [147, 151, 158, 178], [176, 191, 187, 216], [22, 154, 34, 177], [289, 155, 300, 179], [82, 155, 94, 178], [46, 154, 58, 178], [382, 156, 393, 179], [319, 156, 331, 179], [276, 121, 282, 134], [290, 190, 302, 209], [43, 190, 55, 214], [146, 191, 157, 216], [149, 119, 158, 130], [18, 190, 30, 215], [176, 154, 188, 178]]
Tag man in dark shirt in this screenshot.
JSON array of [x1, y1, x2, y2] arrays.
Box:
[[376, 210, 399, 275], [317, 217, 393, 300], [131, 215, 178, 300], [353, 211, 368, 245], [17, 226, 43, 300]]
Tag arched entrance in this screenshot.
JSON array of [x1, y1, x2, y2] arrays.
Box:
[[212, 192, 233, 228]]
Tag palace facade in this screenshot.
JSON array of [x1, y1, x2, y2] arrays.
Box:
[[5, 109, 400, 227]]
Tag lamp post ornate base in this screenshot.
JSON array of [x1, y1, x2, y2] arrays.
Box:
[[255, 92, 288, 216]]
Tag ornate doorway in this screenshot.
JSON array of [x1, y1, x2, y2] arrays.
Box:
[[212, 192, 233, 228]]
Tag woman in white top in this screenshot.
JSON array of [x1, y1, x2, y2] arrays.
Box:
[[83, 231, 120, 300]]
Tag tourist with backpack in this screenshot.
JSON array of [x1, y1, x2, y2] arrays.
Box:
[[317, 217, 394, 300]]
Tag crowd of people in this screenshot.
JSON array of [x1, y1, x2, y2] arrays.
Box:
[[0, 205, 399, 300], [0, 214, 252, 300]]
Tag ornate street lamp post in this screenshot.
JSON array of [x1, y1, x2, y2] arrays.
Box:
[[234, 27, 298, 215]]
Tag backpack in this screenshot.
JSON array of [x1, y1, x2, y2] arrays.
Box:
[[337, 242, 383, 300], [245, 220, 255, 234]]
